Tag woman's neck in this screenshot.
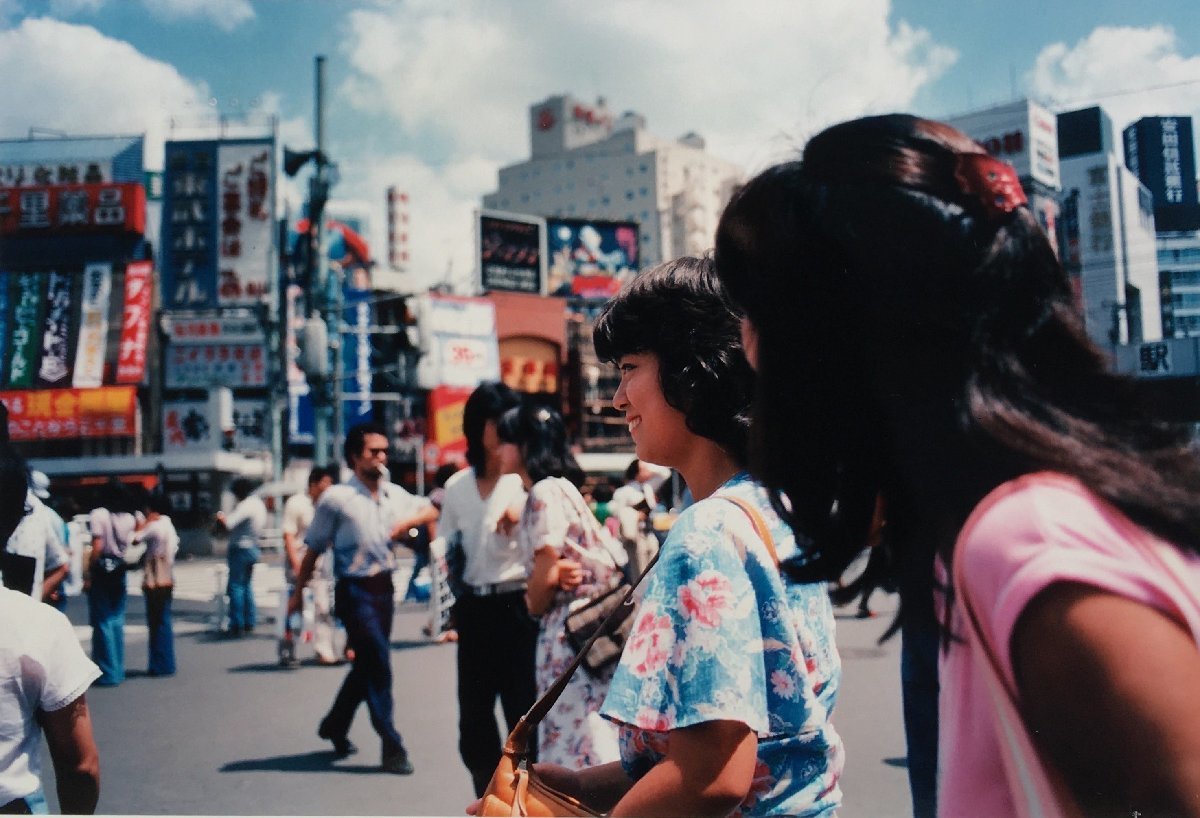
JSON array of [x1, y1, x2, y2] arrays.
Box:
[[677, 440, 741, 502]]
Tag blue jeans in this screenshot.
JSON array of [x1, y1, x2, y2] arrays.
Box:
[[324, 576, 405, 756], [145, 586, 176, 676], [901, 606, 941, 818], [87, 562, 127, 685], [226, 545, 259, 632], [404, 549, 431, 602]]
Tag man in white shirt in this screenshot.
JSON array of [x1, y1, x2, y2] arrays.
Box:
[[3, 472, 69, 602], [440, 383, 538, 796], [0, 445, 100, 815], [278, 466, 336, 666], [216, 478, 268, 637]]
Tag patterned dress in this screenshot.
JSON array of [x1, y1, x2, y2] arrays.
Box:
[[520, 476, 626, 769], [600, 472, 843, 817]]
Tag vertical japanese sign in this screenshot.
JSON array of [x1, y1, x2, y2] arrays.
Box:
[[72, 263, 112, 388], [8, 273, 45, 388], [216, 141, 274, 306], [115, 261, 152, 384], [0, 272, 9, 384], [36, 271, 76, 387], [161, 141, 218, 308]]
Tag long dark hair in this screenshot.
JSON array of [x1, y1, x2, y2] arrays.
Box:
[[592, 256, 754, 465], [714, 114, 1200, 594], [496, 403, 584, 487]]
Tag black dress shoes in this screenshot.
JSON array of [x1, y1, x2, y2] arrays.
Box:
[[380, 750, 414, 775], [317, 722, 358, 759]]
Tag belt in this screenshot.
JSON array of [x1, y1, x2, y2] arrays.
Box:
[[467, 580, 526, 597], [340, 573, 394, 594]]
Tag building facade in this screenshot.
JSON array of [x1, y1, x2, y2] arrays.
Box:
[[1124, 116, 1200, 340], [1056, 106, 1162, 346], [483, 94, 743, 266]]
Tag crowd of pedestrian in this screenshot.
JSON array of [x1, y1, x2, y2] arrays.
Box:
[[4, 111, 1200, 817]]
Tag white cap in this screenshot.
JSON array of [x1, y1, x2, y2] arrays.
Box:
[[30, 470, 50, 499]]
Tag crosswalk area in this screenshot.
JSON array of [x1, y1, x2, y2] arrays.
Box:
[[69, 556, 426, 645]]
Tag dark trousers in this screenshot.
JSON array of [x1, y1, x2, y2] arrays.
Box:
[[226, 546, 258, 632], [88, 564, 127, 685], [455, 591, 539, 796], [901, 601, 941, 818], [145, 586, 176, 676], [325, 576, 405, 757]]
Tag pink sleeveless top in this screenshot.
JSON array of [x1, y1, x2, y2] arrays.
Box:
[[938, 472, 1200, 817]]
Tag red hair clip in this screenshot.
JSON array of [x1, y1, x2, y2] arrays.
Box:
[[953, 152, 1027, 221]]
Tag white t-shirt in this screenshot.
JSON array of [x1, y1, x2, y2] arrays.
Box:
[[0, 586, 100, 803], [281, 492, 316, 583], [5, 492, 68, 598], [438, 468, 527, 587]]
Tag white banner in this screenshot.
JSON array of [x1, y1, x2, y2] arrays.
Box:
[[71, 262, 111, 388], [416, 295, 501, 389], [216, 141, 274, 306], [163, 313, 264, 344], [163, 397, 269, 452]]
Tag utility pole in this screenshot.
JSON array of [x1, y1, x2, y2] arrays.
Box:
[[311, 55, 337, 468]]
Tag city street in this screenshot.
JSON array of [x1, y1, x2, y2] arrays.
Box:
[[50, 559, 912, 817]]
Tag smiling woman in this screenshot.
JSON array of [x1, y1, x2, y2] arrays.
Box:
[[524, 257, 844, 818]]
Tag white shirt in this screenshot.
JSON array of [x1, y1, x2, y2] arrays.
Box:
[[281, 492, 317, 583], [5, 492, 68, 598], [225, 495, 269, 550], [0, 587, 100, 803], [439, 468, 527, 587]]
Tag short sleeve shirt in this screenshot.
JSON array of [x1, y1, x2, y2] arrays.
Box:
[[305, 476, 432, 579], [0, 587, 100, 803], [600, 473, 843, 817], [6, 494, 68, 597], [439, 469, 527, 587], [939, 472, 1200, 818]]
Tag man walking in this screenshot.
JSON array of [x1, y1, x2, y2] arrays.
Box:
[[289, 422, 438, 775], [215, 478, 266, 637], [279, 465, 337, 666]]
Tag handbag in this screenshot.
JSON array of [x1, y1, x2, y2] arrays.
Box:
[[478, 491, 779, 817], [478, 546, 661, 817], [564, 573, 635, 677]]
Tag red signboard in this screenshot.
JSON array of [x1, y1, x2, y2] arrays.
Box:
[[116, 261, 153, 384], [0, 182, 146, 235], [1, 386, 137, 440]]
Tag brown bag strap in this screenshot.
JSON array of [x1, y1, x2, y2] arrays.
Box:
[[504, 544, 663, 755], [718, 495, 780, 566]]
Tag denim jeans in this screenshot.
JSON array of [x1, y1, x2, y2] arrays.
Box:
[[87, 563, 127, 685], [145, 586, 176, 676], [324, 577, 405, 757], [226, 545, 259, 632]]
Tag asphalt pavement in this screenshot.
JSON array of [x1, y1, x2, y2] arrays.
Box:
[[46, 559, 913, 816]]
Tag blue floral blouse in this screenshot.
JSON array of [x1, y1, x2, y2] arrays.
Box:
[[599, 473, 843, 817]]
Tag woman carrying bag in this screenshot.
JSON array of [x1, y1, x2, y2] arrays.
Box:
[[475, 257, 844, 817], [496, 403, 626, 771]]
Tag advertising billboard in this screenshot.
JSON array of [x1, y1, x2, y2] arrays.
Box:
[[415, 295, 501, 390], [478, 211, 545, 295], [0, 182, 146, 235], [161, 138, 275, 310], [2, 385, 137, 440], [546, 217, 640, 297], [1124, 116, 1200, 232]]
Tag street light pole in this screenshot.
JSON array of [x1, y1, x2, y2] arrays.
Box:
[[310, 55, 336, 468]]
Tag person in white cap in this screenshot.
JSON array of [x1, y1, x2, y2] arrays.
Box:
[[3, 469, 69, 604]]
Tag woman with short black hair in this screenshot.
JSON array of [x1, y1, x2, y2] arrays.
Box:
[[496, 402, 626, 771]]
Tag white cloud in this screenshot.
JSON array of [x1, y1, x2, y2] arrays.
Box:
[[0, 17, 211, 158], [336, 0, 957, 286], [1029, 25, 1200, 132], [147, 0, 254, 31]]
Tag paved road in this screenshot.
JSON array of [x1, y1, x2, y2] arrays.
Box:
[[49, 560, 913, 816]]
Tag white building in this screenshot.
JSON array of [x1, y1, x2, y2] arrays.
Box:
[[483, 94, 743, 266], [1057, 106, 1162, 346], [1156, 231, 1200, 337]]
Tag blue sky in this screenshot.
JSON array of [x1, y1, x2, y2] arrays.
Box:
[[2, 0, 1199, 290]]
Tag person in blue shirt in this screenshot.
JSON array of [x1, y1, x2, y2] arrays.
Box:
[[289, 422, 438, 775]]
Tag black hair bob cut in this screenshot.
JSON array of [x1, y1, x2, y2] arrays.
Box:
[[462, 381, 521, 474], [592, 256, 754, 465], [496, 402, 584, 487]]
